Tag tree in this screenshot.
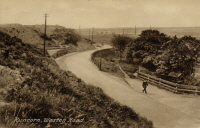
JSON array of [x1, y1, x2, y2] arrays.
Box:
[[135, 29, 170, 54], [156, 36, 200, 77], [111, 35, 133, 62], [64, 32, 81, 46], [126, 29, 170, 64], [52, 28, 81, 46]]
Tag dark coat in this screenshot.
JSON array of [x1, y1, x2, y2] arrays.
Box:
[[142, 81, 148, 88]]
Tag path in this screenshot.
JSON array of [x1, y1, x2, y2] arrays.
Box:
[[55, 47, 200, 128], [125, 78, 200, 120]]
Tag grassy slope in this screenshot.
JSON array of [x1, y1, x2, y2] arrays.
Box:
[[0, 31, 153, 128], [0, 25, 47, 48], [0, 25, 95, 52]]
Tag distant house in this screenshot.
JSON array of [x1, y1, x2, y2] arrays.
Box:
[[168, 72, 182, 78], [197, 57, 200, 63], [195, 67, 200, 73], [154, 72, 182, 83], [194, 73, 200, 80], [98, 31, 114, 35]]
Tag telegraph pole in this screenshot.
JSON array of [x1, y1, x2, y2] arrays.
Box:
[[92, 28, 94, 42], [89, 29, 90, 40], [43, 13, 48, 57], [135, 25, 136, 35], [150, 25, 151, 29], [123, 29, 124, 36], [79, 25, 81, 34]]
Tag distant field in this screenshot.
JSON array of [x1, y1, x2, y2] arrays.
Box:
[[154, 27, 200, 39], [81, 33, 138, 45], [77, 27, 200, 44]]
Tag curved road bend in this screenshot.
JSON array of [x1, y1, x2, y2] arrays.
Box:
[[55, 47, 200, 128]]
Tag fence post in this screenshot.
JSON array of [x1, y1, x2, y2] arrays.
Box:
[[99, 58, 102, 71], [175, 84, 177, 93], [159, 78, 161, 86], [98, 58, 100, 70], [138, 72, 140, 79], [195, 87, 198, 95]]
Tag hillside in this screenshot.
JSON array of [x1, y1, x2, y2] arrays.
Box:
[[0, 24, 95, 52], [28, 25, 66, 37], [47, 27, 95, 58], [0, 30, 153, 127], [0, 24, 48, 48]]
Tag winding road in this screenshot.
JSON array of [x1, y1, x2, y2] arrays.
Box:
[[52, 46, 200, 128]]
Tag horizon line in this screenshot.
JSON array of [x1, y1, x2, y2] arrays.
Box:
[[1, 23, 200, 29]]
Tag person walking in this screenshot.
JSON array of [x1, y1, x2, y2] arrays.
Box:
[[142, 80, 148, 94]]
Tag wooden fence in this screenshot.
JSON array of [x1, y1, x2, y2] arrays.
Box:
[[137, 72, 200, 95]]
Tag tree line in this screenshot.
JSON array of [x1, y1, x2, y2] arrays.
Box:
[[111, 29, 200, 84]]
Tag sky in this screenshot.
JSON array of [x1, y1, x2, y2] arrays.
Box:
[[0, 0, 200, 29]]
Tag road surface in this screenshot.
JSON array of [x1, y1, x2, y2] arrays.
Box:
[[55, 47, 200, 128]]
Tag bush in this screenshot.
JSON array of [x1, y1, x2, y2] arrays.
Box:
[[52, 49, 68, 59]]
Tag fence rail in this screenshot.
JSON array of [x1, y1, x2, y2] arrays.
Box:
[[137, 72, 200, 95]]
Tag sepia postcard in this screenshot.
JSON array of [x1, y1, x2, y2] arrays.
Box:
[[0, 0, 200, 128]]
